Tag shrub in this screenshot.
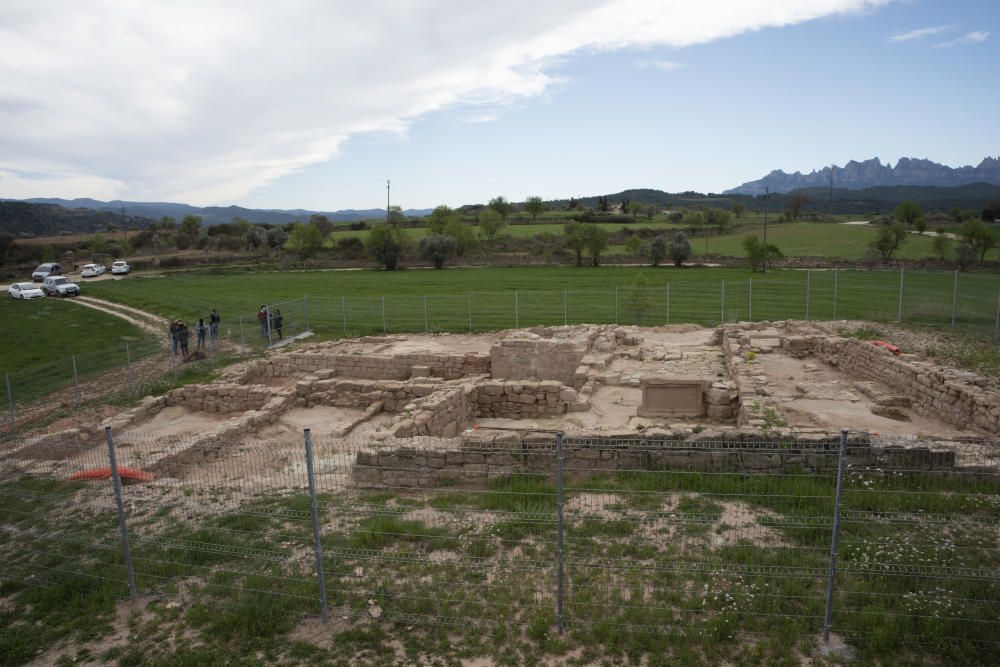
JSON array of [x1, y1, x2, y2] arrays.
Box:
[[418, 233, 457, 269]]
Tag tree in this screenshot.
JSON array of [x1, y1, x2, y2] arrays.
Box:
[[245, 226, 266, 250], [914, 217, 928, 234], [628, 201, 642, 219], [645, 205, 656, 219], [524, 196, 544, 222], [487, 196, 513, 219], [478, 209, 506, 243], [870, 223, 907, 262], [786, 193, 809, 221], [388, 205, 406, 225], [596, 195, 609, 212], [956, 243, 979, 271], [443, 218, 478, 257], [156, 216, 177, 231], [624, 234, 644, 256], [564, 222, 587, 266], [705, 208, 731, 234], [266, 228, 288, 249], [649, 235, 668, 267], [932, 231, 950, 261], [958, 219, 998, 261], [419, 234, 457, 269], [427, 205, 457, 234], [731, 202, 746, 219], [667, 211, 684, 224], [742, 234, 783, 272], [894, 201, 923, 229], [624, 273, 652, 325], [581, 225, 609, 266], [567, 197, 579, 210], [309, 214, 334, 236], [179, 214, 202, 236], [284, 222, 324, 257], [366, 224, 410, 270], [667, 231, 692, 267]]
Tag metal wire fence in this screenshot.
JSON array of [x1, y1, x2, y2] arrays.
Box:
[[2, 430, 997, 662]]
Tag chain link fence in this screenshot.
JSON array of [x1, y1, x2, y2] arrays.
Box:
[[2, 430, 997, 662]]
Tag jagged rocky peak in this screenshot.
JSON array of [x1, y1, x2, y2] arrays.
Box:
[[726, 156, 1000, 195]]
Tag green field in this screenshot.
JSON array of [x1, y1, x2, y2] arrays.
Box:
[[0, 297, 155, 406], [83, 266, 1000, 342]]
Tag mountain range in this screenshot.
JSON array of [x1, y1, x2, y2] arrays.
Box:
[[725, 157, 1000, 195], [6, 198, 432, 227]]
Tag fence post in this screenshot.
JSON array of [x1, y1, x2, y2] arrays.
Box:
[[266, 305, 273, 346], [823, 429, 849, 643], [720, 280, 725, 324], [614, 286, 619, 324], [341, 296, 347, 337], [805, 270, 811, 321], [556, 431, 565, 634], [303, 429, 329, 623], [748, 279, 752, 322], [994, 291, 1000, 345], [665, 283, 670, 325], [124, 340, 134, 395], [105, 427, 137, 601], [468, 291, 473, 333], [381, 296, 387, 334], [4, 373, 14, 435], [897, 267, 904, 322], [563, 290, 567, 326], [72, 353, 81, 406], [951, 270, 958, 329], [423, 295, 429, 333], [833, 268, 839, 320], [304, 295, 311, 332], [514, 290, 519, 329]]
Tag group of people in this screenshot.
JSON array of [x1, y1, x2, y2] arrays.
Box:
[[170, 308, 221, 357], [257, 305, 284, 341]]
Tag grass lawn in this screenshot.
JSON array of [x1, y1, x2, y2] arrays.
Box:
[[0, 296, 152, 393], [83, 266, 1000, 343]]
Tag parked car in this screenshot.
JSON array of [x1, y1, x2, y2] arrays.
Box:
[[42, 275, 80, 297], [81, 263, 107, 278], [111, 261, 131, 275], [32, 262, 62, 282], [8, 282, 45, 299]]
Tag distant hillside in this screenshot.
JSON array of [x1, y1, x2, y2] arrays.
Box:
[[0, 201, 154, 236], [726, 157, 1000, 195], [13, 198, 433, 226]]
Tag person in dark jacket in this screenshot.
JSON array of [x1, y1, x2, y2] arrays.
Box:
[[258, 305, 268, 339], [178, 322, 191, 357], [209, 309, 221, 343], [196, 318, 207, 350], [169, 320, 180, 355], [271, 309, 284, 340]]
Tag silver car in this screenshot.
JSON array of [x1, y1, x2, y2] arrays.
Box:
[[8, 282, 46, 299]]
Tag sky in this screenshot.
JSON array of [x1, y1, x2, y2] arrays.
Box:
[[0, 0, 997, 211]]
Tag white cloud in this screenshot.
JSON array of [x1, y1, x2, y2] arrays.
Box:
[[0, 0, 892, 205], [888, 25, 951, 43], [934, 31, 990, 48], [635, 60, 686, 72]]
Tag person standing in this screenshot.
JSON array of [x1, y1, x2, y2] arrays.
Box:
[[178, 322, 191, 357], [209, 309, 221, 343], [257, 305, 268, 340], [169, 320, 180, 356], [196, 318, 207, 350], [272, 308, 284, 340]]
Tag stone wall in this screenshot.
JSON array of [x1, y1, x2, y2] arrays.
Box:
[[351, 437, 959, 489], [491, 332, 595, 385], [474, 380, 584, 418], [813, 337, 1000, 433], [253, 349, 490, 381], [164, 383, 273, 414]]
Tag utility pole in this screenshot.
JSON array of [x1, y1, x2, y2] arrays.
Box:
[[828, 164, 834, 221], [386, 179, 391, 225], [763, 186, 769, 274], [120, 203, 127, 242]]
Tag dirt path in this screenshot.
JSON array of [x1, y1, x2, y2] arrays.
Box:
[[68, 296, 170, 341]]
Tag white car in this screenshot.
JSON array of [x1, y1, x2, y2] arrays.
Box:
[[111, 261, 131, 275], [42, 275, 81, 297], [81, 263, 107, 278], [8, 282, 46, 299]]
